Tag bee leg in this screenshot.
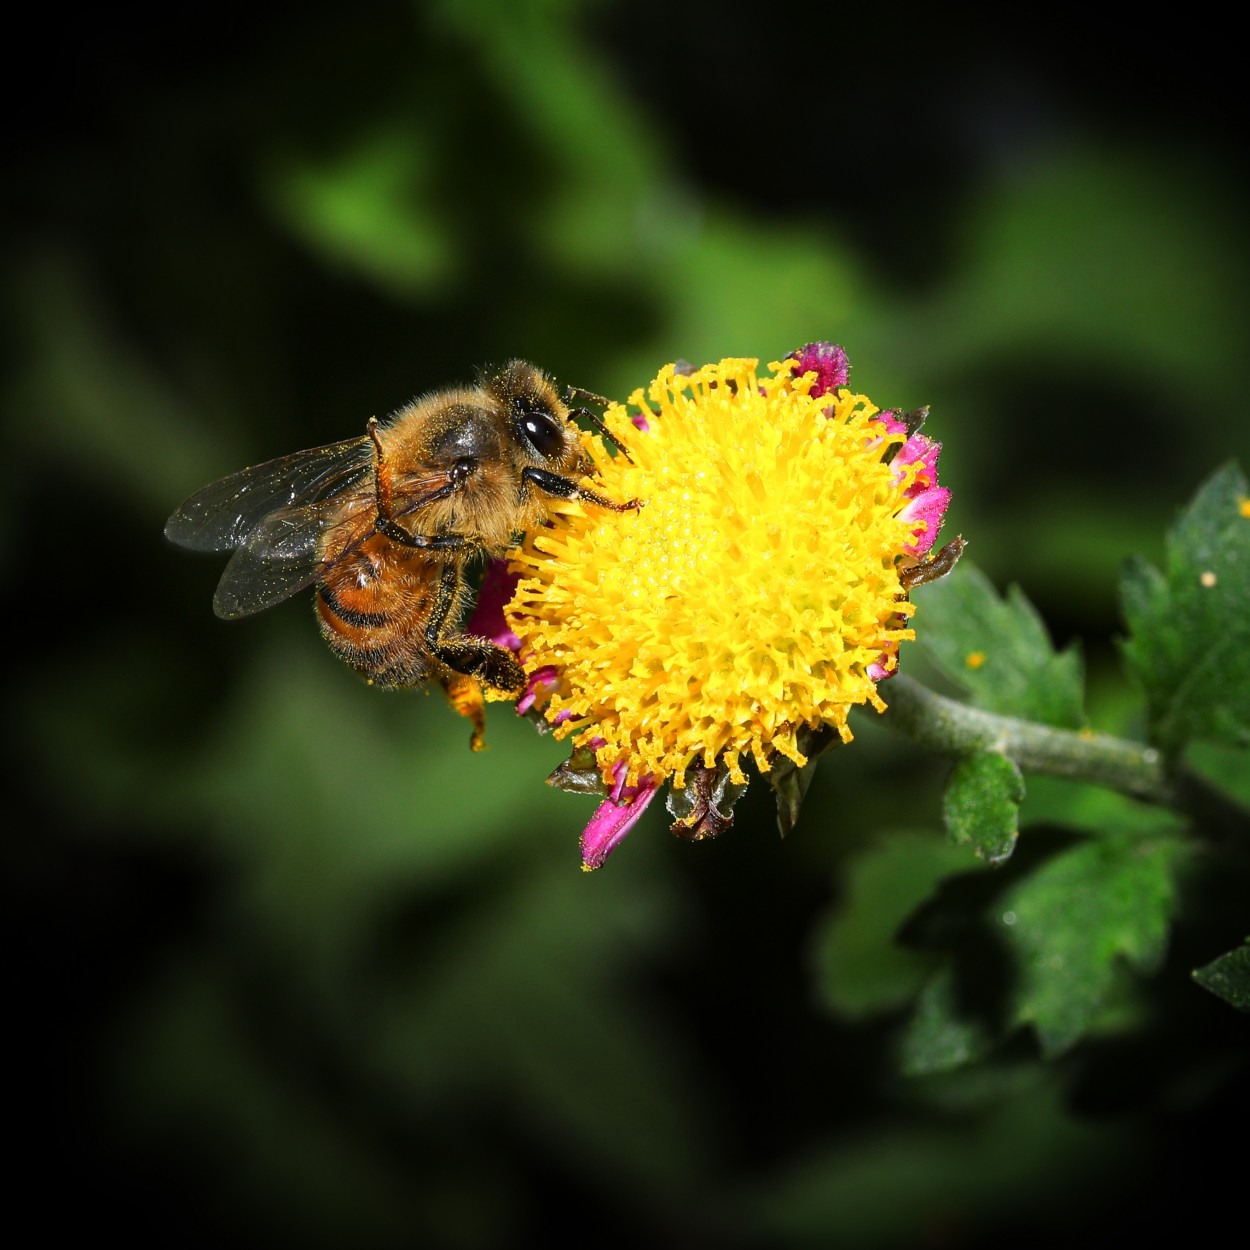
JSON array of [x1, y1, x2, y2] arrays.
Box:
[[376, 522, 471, 551], [367, 417, 402, 518], [427, 563, 527, 694], [521, 466, 641, 513], [435, 638, 527, 694], [368, 418, 472, 543], [439, 671, 489, 752]]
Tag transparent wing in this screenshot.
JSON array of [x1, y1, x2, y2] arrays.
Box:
[[210, 501, 354, 619], [210, 467, 464, 619], [164, 437, 375, 553]]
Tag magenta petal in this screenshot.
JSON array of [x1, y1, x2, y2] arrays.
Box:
[[786, 342, 850, 398], [579, 777, 660, 870], [516, 666, 558, 715], [893, 433, 942, 497], [876, 409, 909, 438], [466, 559, 521, 650], [899, 486, 952, 555]]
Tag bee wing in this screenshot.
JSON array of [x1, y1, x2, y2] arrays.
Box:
[[211, 466, 465, 620], [165, 437, 375, 553], [209, 500, 353, 619]]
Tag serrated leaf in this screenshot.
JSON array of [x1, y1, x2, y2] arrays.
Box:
[[914, 562, 1086, 728], [1192, 942, 1250, 1011], [809, 832, 979, 1020], [998, 835, 1184, 1056], [943, 751, 1025, 865], [1120, 461, 1250, 753]]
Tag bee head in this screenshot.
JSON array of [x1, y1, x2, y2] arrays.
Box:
[[488, 360, 581, 469]]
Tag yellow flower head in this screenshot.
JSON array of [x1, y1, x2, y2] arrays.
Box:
[[494, 344, 958, 868]]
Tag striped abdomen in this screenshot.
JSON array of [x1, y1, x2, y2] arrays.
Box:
[[315, 532, 454, 688]]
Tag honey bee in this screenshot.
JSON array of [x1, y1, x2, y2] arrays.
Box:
[[165, 360, 637, 747]]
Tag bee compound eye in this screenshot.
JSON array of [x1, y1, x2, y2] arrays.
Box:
[[517, 406, 566, 459]]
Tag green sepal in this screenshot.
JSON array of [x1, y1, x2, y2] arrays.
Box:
[[1192, 941, 1250, 1012], [767, 723, 843, 837]]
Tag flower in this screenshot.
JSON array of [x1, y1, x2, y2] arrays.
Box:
[[489, 344, 959, 868]]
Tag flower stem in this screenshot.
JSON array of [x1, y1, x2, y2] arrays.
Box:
[[882, 675, 1248, 838]]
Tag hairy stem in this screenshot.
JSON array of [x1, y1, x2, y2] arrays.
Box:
[[883, 675, 1247, 838]]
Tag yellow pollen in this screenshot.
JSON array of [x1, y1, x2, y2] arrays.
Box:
[[506, 358, 929, 788]]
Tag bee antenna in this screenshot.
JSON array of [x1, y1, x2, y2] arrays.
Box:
[[562, 384, 634, 464], [568, 405, 634, 463]]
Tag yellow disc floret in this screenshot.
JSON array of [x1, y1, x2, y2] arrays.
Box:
[[506, 357, 928, 790]]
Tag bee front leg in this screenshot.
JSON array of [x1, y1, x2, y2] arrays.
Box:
[[427, 563, 527, 694], [521, 466, 641, 513]]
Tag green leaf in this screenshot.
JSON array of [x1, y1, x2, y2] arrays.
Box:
[[892, 830, 1189, 1071], [809, 832, 979, 1020], [1120, 461, 1250, 753], [943, 752, 1025, 865], [914, 562, 1086, 728], [998, 835, 1184, 1056], [1192, 942, 1250, 1012], [898, 966, 995, 1076]]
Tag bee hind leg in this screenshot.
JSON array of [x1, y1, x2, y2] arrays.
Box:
[[439, 671, 489, 752], [427, 562, 527, 695], [434, 638, 527, 695]]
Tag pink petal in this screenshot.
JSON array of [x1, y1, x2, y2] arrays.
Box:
[[875, 409, 909, 438], [899, 485, 952, 555], [580, 774, 660, 870], [466, 559, 521, 650], [516, 666, 558, 715], [867, 631, 904, 680], [893, 433, 942, 497], [786, 342, 850, 398]]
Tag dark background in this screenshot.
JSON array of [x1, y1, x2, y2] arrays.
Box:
[[5, 2, 1247, 1246]]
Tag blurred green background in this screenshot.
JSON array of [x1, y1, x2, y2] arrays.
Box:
[[6, 2, 1248, 1246]]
